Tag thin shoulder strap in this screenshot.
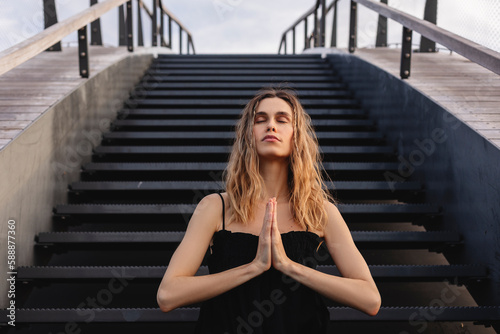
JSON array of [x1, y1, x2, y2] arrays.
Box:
[[216, 192, 225, 230]]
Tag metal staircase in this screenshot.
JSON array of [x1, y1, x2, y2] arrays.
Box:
[[4, 54, 500, 333]]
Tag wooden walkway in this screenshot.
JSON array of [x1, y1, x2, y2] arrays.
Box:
[[0, 46, 161, 150], [351, 48, 500, 149]]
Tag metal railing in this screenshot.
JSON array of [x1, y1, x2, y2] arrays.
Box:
[[0, 0, 195, 78], [279, 0, 500, 79], [278, 0, 337, 54]]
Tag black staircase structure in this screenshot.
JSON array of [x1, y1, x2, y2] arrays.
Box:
[[3, 54, 500, 333]]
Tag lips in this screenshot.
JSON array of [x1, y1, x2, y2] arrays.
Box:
[[263, 135, 280, 141]]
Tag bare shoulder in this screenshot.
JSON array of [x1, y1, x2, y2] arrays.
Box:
[[189, 193, 225, 234], [322, 199, 348, 236], [323, 199, 341, 218]]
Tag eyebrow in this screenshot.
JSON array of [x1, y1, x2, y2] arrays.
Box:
[[254, 111, 292, 118]]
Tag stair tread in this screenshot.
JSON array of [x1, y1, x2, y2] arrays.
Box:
[[53, 203, 440, 214], [146, 69, 335, 75], [111, 119, 370, 126], [36, 230, 458, 244], [132, 90, 351, 97], [118, 108, 364, 116], [93, 145, 394, 154], [103, 131, 383, 140], [150, 64, 332, 69], [137, 83, 347, 89], [81, 161, 400, 171], [16, 264, 486, 280], [68, 180, 421, 191], [141, 75, 341, 82], [2, 306, 499, 322]]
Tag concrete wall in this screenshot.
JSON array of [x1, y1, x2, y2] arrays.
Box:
[[327, 53, 500, 306], [0, 53, 153, 308]]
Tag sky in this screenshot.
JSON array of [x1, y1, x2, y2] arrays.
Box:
[[0, 0, 499, 54]]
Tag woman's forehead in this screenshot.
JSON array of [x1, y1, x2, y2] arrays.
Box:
[[255, 97, 293, 114]]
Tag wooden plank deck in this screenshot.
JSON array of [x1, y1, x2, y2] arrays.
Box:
[[0, 46, 162, 150], [350, 48, 500, 149]]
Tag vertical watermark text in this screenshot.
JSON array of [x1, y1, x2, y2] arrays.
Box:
[[6, 219, 17, 326]]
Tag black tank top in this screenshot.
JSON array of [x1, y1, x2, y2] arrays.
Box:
[[194, 192, 329, 333]]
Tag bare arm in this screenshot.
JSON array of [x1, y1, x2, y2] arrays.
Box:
[[271, 200, 381, 316], [156, 194, 274, 312]]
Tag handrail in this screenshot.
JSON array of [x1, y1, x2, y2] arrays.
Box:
[[282, 1, 319, 35], [0, 0, 128, 77], [158, 1, 195, 54], [279, 0, 334, 54], [0, 0, 196, 78], [278, 0, 500, 78], [159, 3, 193, 38], [354, 0, 500, 76]]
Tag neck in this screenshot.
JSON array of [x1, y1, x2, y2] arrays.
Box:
[[258, 158, 290, 203]]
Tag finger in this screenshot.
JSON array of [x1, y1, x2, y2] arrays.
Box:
[[260, 199, 273, 235]]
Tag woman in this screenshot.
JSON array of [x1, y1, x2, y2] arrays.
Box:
[[157, 88, 381, 333]]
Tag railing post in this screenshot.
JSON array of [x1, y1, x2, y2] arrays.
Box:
[[320, 0, 326, 47], [118, 5, 126, 46], [314, 8, 319, 47], [160, 7, 166, 47], [126, 0, 133, 52], [168, 17, 172, 49], [90, 0, 103, 46], [190, 37, 196, 54], [179, 27, 183, 54], [400, 27, 412, 79], [292, 27, 296, 54], [304, 18, 308, 50], [348, 0, 357, 53], [44, 0, 62, 51], [331, 0, 338, 47], [78, 26, 89, 78], [137, 0, 144, 46], [375, 0, 387, 47], [152, 0, 158, 47], [419, 0, 438, 52], [284, 34, 287, 54]]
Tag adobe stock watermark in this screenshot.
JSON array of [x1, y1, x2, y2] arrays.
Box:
[[226, 243, 331, 334], [47, 268, 135, 334], [213, 0, 244, 21], [399, 277, 468, 334], [384, 111, 462, 191]]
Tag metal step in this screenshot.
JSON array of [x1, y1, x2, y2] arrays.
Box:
[[110, 119, 372, 128], [137, 82, 347, 90], [140, 75, 340, 82], [130, 90, 352, 98], [92, 145, 395, 156], [127, 98, 358, 108], [156, 54, 322, 60], [145, 69, 336, 76], [16, 264, 485, 281], [35, 231, 460, 249], [54, 204, 439, 221], [68, 180, 419, 192], [79, 161, 400, 181], [81, 161, 399, 173], [2, 306, 499, 323], [117, 108, 366, 118], [149, 63, 332, 70], [103, 130, 384, 144]]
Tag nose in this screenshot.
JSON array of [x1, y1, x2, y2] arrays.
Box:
[[267, 120, 277, 132]]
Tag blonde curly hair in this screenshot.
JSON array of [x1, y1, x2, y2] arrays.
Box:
[[222, 87, 337, 232]]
